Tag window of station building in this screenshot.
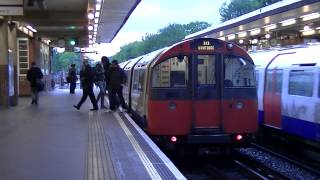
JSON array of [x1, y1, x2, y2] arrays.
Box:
[[289, 70, 314, 97], [224, 56, 256, 88], [265, 69, 283, 93], [17, 39, 29, 76], [197, 55, 216, 85], [152, 56, 188, 88]]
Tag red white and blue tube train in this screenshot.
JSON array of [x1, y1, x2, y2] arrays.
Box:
[[250, 44, 320, 149]]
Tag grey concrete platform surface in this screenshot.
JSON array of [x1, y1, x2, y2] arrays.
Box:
[[0, 88, 185, 180]]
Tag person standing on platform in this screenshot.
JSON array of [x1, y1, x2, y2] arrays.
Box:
[[107, 60, 127, 111], [101, 56, 110, 103], [27, 62, 43, 105], [94, 63, 107, 109], [73, 59, 98, 111], [67, 64, 77, 94]]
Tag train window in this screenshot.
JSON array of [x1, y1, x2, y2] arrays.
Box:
[[197, 55, 216, 85], [152, 56, 188, 88], [132, 69, 140, 91], [265, 69, 283, 93], [289, 70, 314, 97], [224, 56, 256, 88]]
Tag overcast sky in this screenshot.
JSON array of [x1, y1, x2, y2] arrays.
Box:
[[90, 0, 229, 58]]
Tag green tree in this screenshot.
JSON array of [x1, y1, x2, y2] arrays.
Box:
[[219, 0, 281, 22], [112, 21, 210, 62], [52, 51, 82, 73]]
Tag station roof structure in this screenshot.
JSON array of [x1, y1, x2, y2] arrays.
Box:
[[185, 0, 320, 42], [10, 0, 141, 47]]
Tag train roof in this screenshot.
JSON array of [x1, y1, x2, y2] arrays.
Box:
[[123, 56, 144, 70], [134, 48, 167, 68], [250, 44, 320, 69]]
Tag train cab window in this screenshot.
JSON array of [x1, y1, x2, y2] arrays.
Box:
[[197, 55, 216, 85], [289, 70, 314, 97], [224, 56, 256, 88], [152, 56, 188, 88]]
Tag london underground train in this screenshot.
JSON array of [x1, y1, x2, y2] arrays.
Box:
[[250, 44, 320, 149], [120, 38, 258, 148]]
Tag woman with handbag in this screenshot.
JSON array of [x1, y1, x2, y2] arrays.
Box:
[[27, 62, 44, 104]]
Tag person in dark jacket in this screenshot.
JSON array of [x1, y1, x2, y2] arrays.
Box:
[[94, 62, 107, 108], [73, 59, 98, 111], [27, 61, 43, 104], [107, 60, 127, 111], [101, 56, 110, 91], [68, 64, 77, 94]]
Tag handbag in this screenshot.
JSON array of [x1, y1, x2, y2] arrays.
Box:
[[36, 79, 45, 91]]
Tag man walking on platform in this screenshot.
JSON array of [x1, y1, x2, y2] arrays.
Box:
[[107, 60, 127, 111], [27, 62, 43, 105], [73, 59, 98, 111]]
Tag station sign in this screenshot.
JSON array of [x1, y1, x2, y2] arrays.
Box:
[[0, 0, 23, 16]]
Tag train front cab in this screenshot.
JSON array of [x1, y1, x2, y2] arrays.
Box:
[[148, 38, 258, 147]]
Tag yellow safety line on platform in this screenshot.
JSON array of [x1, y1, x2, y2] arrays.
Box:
[[113, 112, 162, 180]]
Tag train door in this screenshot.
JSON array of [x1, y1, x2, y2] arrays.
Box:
[[263, 68, 283, 128], [220, 55, 258, 133], [192, 54, 221, 130]]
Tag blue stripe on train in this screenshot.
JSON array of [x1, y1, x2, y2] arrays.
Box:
[[258, 110, 319, 141], [282, 116, 319, 141]]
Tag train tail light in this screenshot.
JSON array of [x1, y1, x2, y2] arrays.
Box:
[[236, 134, 243, 141], [170, 136, 177, 143]]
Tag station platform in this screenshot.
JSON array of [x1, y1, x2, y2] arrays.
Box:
[[0, 88, 185, 180]]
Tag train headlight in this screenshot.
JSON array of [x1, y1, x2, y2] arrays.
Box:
[[168, 102, 176, 110], [235, 102, 244, 109], [226, 43, 233, 50]]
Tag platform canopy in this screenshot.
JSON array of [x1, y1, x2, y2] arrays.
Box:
[[11, 0, 141, 47]]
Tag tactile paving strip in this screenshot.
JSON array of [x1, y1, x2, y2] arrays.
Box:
[[86, 111, 117, 180], [119, 113, 178, 180]]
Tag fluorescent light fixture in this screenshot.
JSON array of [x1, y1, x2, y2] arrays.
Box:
[[93, 31, 97, 35], [264, 24, 277, 31], [94, 18, 99, 24], [239, 39, 244, 44], [301, 13, 320, 21], [218, 36, 225, 41], [94, 27, 98, 31], [88, 25, 93, 31], [87, 12, 94, 20], [251, 39, 258, 44], [265, 34, 271, 39], [94, 24, 98, 28], [95, 12, 100, 18], [89, 35, 92, 38], [238, 31, 247, 38], [89, 40, 93, 44], [219, 31, 224, 36], [281, 18, 296, 26], [26, 25, 37, 32], [264, 17, 270, 24], [304, 25, 310, 31], [249, 28, 261, 36], [239, 25, 244, 31], [302, 29, 315, 36], [227, 34, 235, 40], [96, 4, 101, 11], [316, 27, 320, 30]]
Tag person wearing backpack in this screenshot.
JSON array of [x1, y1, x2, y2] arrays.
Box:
[[106, 60, 127, 111], [73, 59, 98, 111], [94, 62, 107, 109]]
